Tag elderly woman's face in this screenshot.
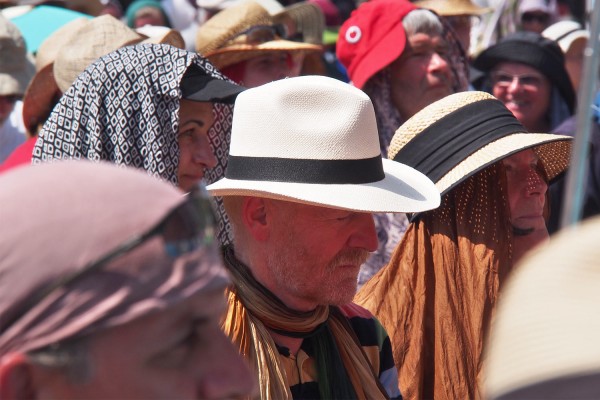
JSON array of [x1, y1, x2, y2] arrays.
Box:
[[491, 62, 551, 132], [177, 99, 217, 192], [389, 32, 454, 120]]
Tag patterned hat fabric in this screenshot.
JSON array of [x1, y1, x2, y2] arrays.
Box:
[[32, 43, 237, 244]]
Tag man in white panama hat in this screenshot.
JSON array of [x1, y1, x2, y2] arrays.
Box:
[[356, 91, 572, 400], [206, 75, 440, 399]]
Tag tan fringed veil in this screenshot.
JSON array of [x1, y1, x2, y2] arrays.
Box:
[[355, 164, 513, 400], [221, 246, 389, 400]]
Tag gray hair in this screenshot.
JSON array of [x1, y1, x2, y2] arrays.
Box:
[[402, 9, 444, 37], [27, 338, 93, 384]]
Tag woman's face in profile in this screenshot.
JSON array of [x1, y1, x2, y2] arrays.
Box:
[[177, 99, 217, 192]]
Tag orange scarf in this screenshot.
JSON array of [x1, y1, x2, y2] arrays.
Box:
[[355, 165, 513, 400]]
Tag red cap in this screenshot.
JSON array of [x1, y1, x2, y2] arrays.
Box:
[[336, 0, 417, 89]]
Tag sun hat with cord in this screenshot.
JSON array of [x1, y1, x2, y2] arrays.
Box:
[[195, 1, 322, 70], [388, 91, 571, 212], [473, 30, 576, 114], [336, 0, 417, 90], [542, 19, 589, 54], [414, 0, 490, 16], [484, 214, 600, 399], [0, 13, 34, 96], [206, 75, 440, 213]]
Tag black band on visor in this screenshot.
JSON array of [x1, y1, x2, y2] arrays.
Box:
[[226, 155, 386, 184], [393, 99, 526, 187], [1, 189, 217, 335]]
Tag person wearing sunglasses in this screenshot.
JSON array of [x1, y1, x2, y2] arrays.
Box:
[[196, 1, 323, 88], [0, 161, 256, 399], [32, 43, 245, 245], [518, 0, 557, 34]]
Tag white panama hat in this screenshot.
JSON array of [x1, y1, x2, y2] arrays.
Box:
[[207, 75, 440, 213]]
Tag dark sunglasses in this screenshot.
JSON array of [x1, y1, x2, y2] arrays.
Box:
[[1, 189, 217, 334], [228, 24, 288, 45], [521, 12, 550, 24]]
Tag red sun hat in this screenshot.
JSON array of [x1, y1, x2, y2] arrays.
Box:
[[336, 0, 417, 89]]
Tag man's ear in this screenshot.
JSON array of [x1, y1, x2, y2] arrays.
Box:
[[241, 197, 270, 241], [0, 352, 38, 400]]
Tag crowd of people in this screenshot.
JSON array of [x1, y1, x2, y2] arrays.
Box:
[[0, 0, 599, 398]]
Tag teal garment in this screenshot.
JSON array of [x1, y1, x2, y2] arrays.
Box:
[[125, 0, 171, 28]]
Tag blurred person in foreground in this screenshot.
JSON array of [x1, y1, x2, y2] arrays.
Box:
[[355, 91, 572, 400], [207, 75, 441, 399], [336, 0, 469, 286], [485, 215, 600, 399], [0, 161, 255, 399]]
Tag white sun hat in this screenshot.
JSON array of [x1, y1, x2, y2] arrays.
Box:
[[207, 75, 440, 213]]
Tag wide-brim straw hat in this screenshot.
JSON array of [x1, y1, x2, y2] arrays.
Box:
[[196, 1, 322, 70], [21, 17, 88, 133], [414, 0, 491, 16], [207, 75, 440, 213], [485, 215, 600, 399], [22, 15, 185, 134], [53, 15, 145, 93], [389, 91, 572, 198]]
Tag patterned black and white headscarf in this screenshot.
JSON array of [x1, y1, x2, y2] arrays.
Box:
[[32, 43, 236, 244]]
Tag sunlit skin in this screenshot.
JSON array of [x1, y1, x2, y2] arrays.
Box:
[[237, 198, 377, 355], [243, 198, 377, 313], [241, 52, 303, 88], [492, 62, 552, 133], [390, 32, 454, 120], [177, 99, 217, 192], [0, 290, 257, 399], [503, 149, 549, 263]]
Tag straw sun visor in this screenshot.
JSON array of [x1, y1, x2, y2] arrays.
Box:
[[389, 91, 572, 196]]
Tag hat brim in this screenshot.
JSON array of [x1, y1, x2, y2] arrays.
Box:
[[22, 64, 60, 134], [207, 158, 440, 213], [414, 0, 491, 15], [182, 77, 246, 104], [205, 40, 322, 69], [437, 133, 572, 196]]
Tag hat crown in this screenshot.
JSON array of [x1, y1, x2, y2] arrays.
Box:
[[53, 14, 144, 93], [229, 75, 380, 160], [196, 1, 272, 55]]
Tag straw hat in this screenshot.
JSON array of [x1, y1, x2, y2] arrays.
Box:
[[22, 15, 185, 134], [207, 75, 440, 213], [21, 17, 87, 133], [196, 1, 322, 70], [414, 0, 491, 16], [53, 15, 144, 92], [389, 91, 572, 197], [485, 215, 600, 399], [542, 20, 589, 54], [0, 13, 34, 96]]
